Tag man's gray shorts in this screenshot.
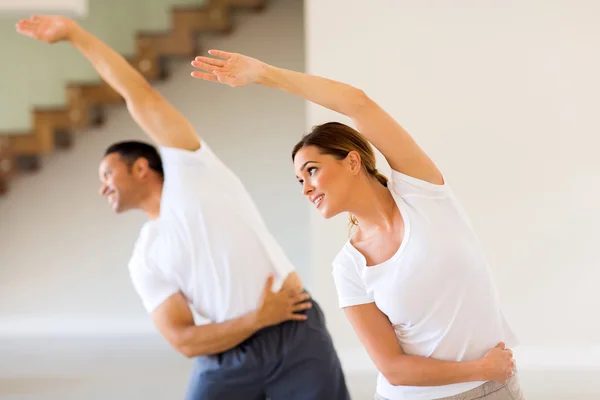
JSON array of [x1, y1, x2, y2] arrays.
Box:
[[184, 297, 350, 400]]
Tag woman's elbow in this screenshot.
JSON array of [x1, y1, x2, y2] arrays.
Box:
[[380, 362, 411, 386], [381, 370, 405, 387], [345, 89, 373, 117]]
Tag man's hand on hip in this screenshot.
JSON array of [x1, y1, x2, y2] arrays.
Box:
[[254, 275, 312, 329]]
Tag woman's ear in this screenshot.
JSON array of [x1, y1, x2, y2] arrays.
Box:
[[345, 151, 362, 175]]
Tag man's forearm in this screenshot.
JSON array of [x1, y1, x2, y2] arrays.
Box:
[[176, 311, 264, 357], [67, 24, 151, 102], [384, 355, 487, 387]]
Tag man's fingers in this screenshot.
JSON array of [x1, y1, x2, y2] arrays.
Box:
[[262, 274, 275, 292], [16, 20, 35, 33], [289, 314, 308, 321], [291, 292, 311, 303], [17, 28, 38, 39], [292, 302, 312, 312]]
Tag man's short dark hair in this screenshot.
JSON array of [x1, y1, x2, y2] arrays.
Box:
[[104, 141, 164, 177]]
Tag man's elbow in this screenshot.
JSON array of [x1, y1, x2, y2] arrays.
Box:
[[177, 344, 197, 359], [171, 330, 203, 359]]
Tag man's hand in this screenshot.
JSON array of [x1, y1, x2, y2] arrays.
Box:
[[254, 275, 312, 329], [16, 15, 76, 44]]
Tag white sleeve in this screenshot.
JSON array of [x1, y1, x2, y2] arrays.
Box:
[[159, 141, 244, 195], [129, 261, 180, 313], [332, 262, 374, 308], [158, 141, 232, 175], [128, 229, 180, 313], [389, 168, 450, 198]]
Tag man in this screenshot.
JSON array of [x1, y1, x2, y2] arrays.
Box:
[[16, 15, 350, 400]]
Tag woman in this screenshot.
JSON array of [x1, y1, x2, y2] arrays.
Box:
[[191, 51, 523, 400]]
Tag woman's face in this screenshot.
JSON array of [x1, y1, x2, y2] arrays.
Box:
[[293, 145, 358, 219]]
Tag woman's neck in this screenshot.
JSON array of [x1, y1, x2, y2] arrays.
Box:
[[348, 179, 397, 239]]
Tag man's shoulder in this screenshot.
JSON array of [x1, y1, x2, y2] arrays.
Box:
[[129, 221, 160, 269], [134, 220, 162, 248], [129, 219, 190, 271]]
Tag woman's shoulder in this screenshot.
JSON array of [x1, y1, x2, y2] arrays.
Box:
[[332, 238, 364, 273], [388, 168, 451, 199]]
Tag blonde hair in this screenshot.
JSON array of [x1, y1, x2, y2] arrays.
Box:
[[291, 122, 388, 233]]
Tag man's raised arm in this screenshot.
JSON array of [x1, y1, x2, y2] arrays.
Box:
[[17, 15, 200, 150]]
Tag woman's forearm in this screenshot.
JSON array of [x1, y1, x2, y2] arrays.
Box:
[[383, 355, 488, 387], [258, 65, 368, 118]]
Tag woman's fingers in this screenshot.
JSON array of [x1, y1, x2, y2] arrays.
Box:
[[190, 71, 218, 82], [194, 56, 226, 68], [207, 49, 234, 59]]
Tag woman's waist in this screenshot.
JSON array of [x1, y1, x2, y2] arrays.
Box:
[[393, 317, 516, 361]]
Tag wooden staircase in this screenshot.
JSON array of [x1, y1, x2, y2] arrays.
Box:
[[0, 0, 265, 196]]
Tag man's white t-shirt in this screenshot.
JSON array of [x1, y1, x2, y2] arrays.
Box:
[[332, 170, 518, 400], [128, 142, 295, 323]]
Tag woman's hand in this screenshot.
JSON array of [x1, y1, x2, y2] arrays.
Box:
[[480, 342, 516, 383], [191, 50, 268, 88]]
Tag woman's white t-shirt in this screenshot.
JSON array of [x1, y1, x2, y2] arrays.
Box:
[[332, 170, 518, 400]]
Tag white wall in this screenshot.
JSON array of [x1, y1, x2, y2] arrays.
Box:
[[0, 0, 307, 337], [305, 0, 600, 369], [0, 0, 87, 15]]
